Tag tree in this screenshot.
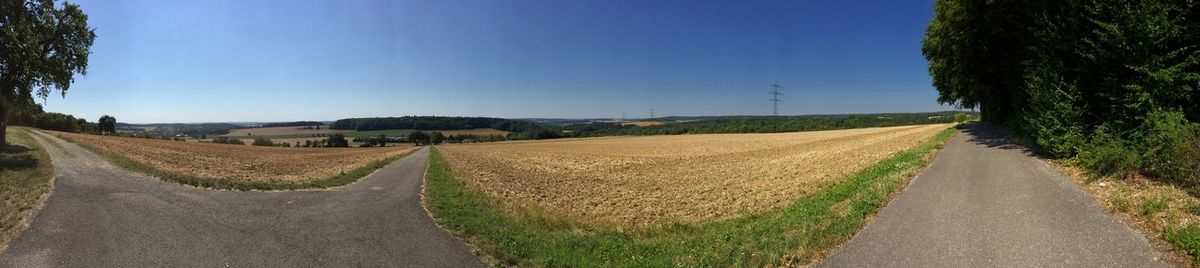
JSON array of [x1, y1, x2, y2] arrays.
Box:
[[0, 0, 96, 146], [430, 132, 445, 145], [408, 131, 429, 145], [376, 133, 386, 147], [98, 115, 115, 134], [327, 133, 348, 147]]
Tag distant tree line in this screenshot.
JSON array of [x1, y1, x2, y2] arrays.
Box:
[[924, 0, 1199, 183], [561, 112, 968, 137], [330, 116, 545, 132], [261, 121, 324, 128]]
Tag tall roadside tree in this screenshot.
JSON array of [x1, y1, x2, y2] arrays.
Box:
[[0, 0, 96, 146]]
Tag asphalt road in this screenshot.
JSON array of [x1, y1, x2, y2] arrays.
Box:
[[819, 124, 1168, 267], [0, 130, 483, 267]]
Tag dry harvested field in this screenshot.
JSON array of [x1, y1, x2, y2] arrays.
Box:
[[438, 123, 952, 225], [53, 131, 415, 183], [223, 125, 348, 137], [439, 128, 510, 137]]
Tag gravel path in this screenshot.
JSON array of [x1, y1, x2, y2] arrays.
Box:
[[0, 130, 482, 267], [819, 124, 1167, 267]]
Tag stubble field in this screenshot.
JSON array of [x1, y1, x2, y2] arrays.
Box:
[[53, 131, 415, 184], [437, 123, 952, 225]]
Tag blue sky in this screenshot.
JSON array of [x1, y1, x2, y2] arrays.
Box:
[[45, 0, 947, 123]]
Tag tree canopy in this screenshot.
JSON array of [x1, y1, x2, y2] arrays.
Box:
[[925, 0, 1200, 182], [0, 0, 96, 145]]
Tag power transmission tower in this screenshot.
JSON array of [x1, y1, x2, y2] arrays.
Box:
[[769, 81, 784, 116], [649, 108, 656, 121]]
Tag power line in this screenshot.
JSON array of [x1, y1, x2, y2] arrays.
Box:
[[769, 81, 784, 116], [649, 108, 656, 121]]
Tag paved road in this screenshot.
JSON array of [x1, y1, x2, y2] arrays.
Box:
[[0, 130, 483, 267], [820, 124, 1168, 267]]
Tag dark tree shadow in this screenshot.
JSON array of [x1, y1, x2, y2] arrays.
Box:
[[958, 122, 1043, 156], [0, 144, 39, 171]]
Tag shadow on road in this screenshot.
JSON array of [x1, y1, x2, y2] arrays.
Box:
[[958, 122, 1040, 155], [0, 144, 38, 171]]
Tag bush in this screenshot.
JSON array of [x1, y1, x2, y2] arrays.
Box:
[[954, 112, 968, 123], [1077, 126, 1140, 178], [1143, 111, 1200, 186], [326, 134, 349, 147], [210, 136, 243, 145], [252, 137, 274, 146]]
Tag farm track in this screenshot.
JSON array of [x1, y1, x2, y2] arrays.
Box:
[[0, 130, 482, 267], [819, 124, 1168, 267]]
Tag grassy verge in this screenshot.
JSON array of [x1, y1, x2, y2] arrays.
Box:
[[1058, 164, 1200, 266], [424, 127, 957, 266], [54, 133, 416, 191], [1, 127, 55, 252]]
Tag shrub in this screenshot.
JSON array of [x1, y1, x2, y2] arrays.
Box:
[[1077, 126, 1140, 178], [252, 137, 274, 146], [210, 136, 243, 145], [1143, 111, 1200, 186], [327, 134, 349, 147], [954, 112, 968, 123]]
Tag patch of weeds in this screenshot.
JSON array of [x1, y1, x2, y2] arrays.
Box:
[[1110, 186, 1134, 213], [1165, 224, 1200, 263], [1138, 194, 1170, 218]]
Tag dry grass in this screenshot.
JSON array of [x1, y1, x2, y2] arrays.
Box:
[[437, 123, 951, 225], [224, 125, 348, 137], [53, 131, 414, 184], [1, 128, 54, 252]]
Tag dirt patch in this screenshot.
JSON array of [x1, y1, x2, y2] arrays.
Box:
[[438, 124, 952, 225], [0, 128, 55, 254]]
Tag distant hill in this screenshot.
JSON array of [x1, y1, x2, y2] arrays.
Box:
[[330, 116, 546, 132], [561, 111, 974, 136]]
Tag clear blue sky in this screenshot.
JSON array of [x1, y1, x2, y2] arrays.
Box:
[[44, 0, 948, 123]]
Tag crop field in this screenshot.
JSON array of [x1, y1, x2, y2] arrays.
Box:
[[53, 131, 415, 184], [438, 123, 952, 225]]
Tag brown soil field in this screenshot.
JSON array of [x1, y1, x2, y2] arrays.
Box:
[[438, 124, 952, 225], [223, 125, 348, 137], [439, 128, 510, 137], [53, 131, 415, 183]]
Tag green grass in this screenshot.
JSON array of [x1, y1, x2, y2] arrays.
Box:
[[1, 127, 55, 248], [55, 134, 416, 191], [424, 127, 958, 267]]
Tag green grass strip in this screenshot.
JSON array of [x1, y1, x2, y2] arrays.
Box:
[[54, 133, 415, 191], [425, 127, 957, 267]]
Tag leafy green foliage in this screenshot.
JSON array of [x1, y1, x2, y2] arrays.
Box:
[[1077, 126, 1140, 178], [0, 0, 97, 145], [925, 0, 1200, 182]]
